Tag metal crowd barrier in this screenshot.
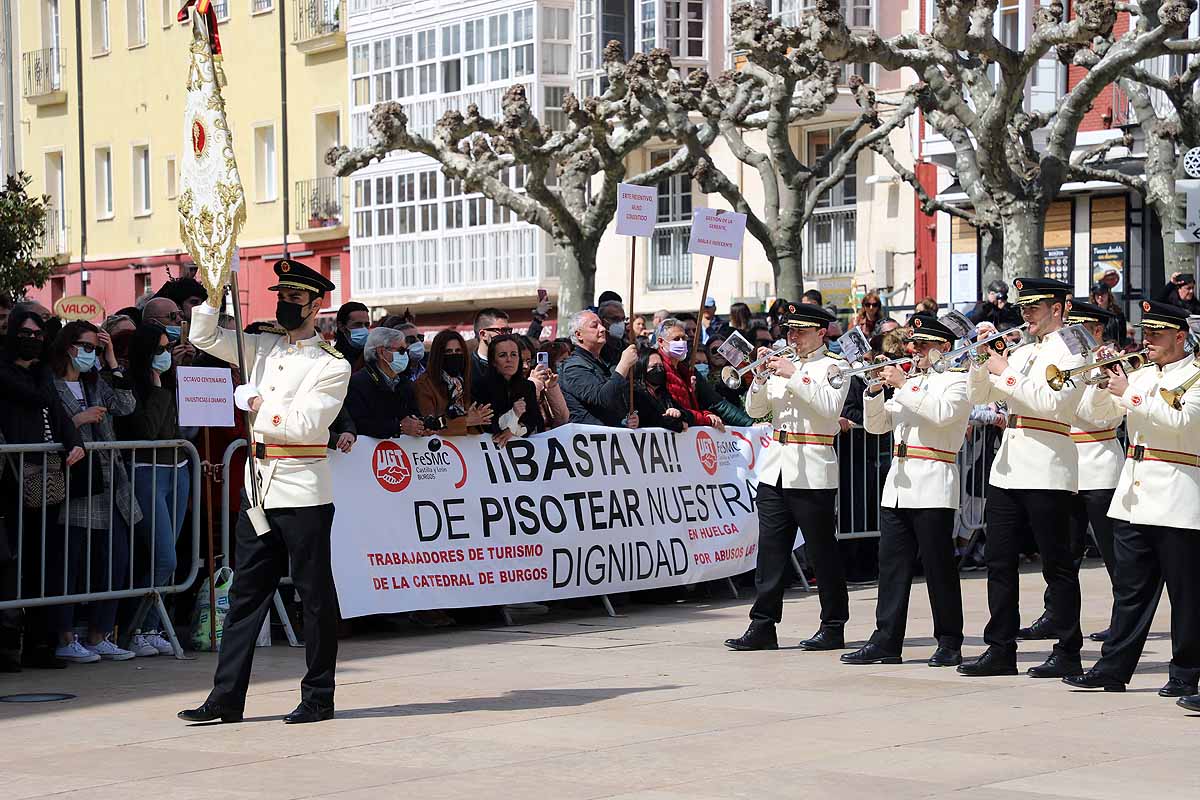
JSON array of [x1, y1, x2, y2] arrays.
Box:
[[0, 439, 202, 659]]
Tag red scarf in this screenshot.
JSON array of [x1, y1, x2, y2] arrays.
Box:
[[663, 355, 705, 419]]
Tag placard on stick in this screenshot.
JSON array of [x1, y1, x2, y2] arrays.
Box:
[[176, 367, 235, 428], [687, 207, 748, 259], [615, 183, 658, 237]]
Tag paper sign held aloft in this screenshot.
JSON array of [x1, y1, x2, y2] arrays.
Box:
[[940, 310, 977, 341], [176, 366, 235, 428], [1060, 324, 1098, 357], [717, 331, 754, 367], [837, 328, 871, 366], [615, 183, 658, 237], [687, 208, 748, 259]]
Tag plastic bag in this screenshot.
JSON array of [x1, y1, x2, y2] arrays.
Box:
[[190, 566, 233, 652]]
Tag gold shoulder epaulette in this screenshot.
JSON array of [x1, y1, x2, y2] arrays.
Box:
[[828, 351, 846, 361], [260, 324, 287, 336], [319, 341, 344, 359], [947, 366, 969, 373]]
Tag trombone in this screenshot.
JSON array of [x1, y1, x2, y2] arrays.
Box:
[[929, 323, 1029, 374], [826, 355, 914, 390], [1160, 357, 1200, 410], [720, 343, 796, 389], [1045, 348, 1149, 392]]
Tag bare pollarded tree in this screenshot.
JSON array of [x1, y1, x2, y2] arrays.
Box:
[[327, 44, 710, 315], [804, 0, 1200, 285]]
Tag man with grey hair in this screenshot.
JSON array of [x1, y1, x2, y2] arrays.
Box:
[[597, 299, 628, 367], [344, 326, 428, 440], [559, 310, 639, 427]]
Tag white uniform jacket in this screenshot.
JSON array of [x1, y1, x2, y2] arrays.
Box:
[[969, 331, 1085, 492], [864, 368, 971, 509], [1070, 382, 1125, 492], [745, 347, 850, 490], [1077, 355, 1200, 530], [191, 303, 351, 509]]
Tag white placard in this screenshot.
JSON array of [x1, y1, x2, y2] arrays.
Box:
[[940, 309, 977, 341], [687, 207, 748, 259], [836, 328, 871, 366], [176, 367, 235, 427], [615, 182, 658, 237], [716, 331, 754, 367], [1059, 324, 1098, 357]]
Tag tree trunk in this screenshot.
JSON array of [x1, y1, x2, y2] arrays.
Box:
[[979, 227, 1004, 291], [999, 201, 1045, 286], [774, 251, 805, 305], [1161, 228, 1195, 287], [555, 240, 598, 318]]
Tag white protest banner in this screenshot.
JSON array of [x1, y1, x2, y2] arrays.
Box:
[[615, 182, 658, 237], [330, 424, 772, 617], [687, 207, 748, 259], [176, 366, 235, 427]]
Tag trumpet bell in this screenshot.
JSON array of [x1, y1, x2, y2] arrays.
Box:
[[827, 364, 846, 390], [720, 365, 742, 390], [1045, 364, 1067, 392]]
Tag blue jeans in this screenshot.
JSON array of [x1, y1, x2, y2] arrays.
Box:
[[132, 463, 191, 631]]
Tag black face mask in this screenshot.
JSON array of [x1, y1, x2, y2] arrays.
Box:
[[275, 300, 311, 331], [443, 353, 466, 377], [14, 338, 43, 361], [644, 367, 667, 388]]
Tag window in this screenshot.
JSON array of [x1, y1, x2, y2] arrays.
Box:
[[375, 175, 396, 236], [664, 1, 703, 59], [416, 28, 437, 93], [809, 128, 857, 207], [443, 177, 463, 229], [253, 0, 273, 12], [132, 144, 151, 215], [544, 86, 568, 131], [441, 23, 462, 93], [652, 149, 691, 223], [92, 0, 110, 55], [466, 196, 487, 226], [165, 154, 177, 199], [639, 0, 656, 53], [846, 0, 871, 27], [395, 33, 414, 97], [649, 149, 691, 289], [94, 147, 113, 219], [579, 0, 595, 70], [541, 7, 572, 75], [418, 170, 438, 231], [254, 125, 277, 202], [601, 0, 630, 57], [160, 0, 173, 27], [513, 7, 534, 77], [354, 178, 373, 237], [213, 0, 229, 22], [126, 0, 147, 48], [352, 43, 370, 105]]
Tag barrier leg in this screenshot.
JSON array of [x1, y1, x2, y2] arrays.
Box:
[[273, 589, 301, 647], [499, 607, 514, 626], [600, 595, 618, 618], [791, 551, 813, 592], [155, 593, 194, 660], [725, 577, 739, 599], [121, 594, 154, 648]]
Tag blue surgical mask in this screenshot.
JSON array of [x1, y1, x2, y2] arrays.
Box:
[[349, 328, 369, 347], [71, 349, 97, 373], [608, 321, 626, 339], [152, 351, 173, 373], [694, 362, 710, 378], [407, 340, 425, 362], [390, 351, 410, 374], [165, 325, 182, 343], [667, 340, 689, 360]]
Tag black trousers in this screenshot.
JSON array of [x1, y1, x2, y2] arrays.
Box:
[[983, 486, 1081, 656], [1095, 521, 1200, 685], [869, 507, 963, 655], [749, 481, 844, 626], [1040, 488, 1117, 616], [209, 497, 339, 710]]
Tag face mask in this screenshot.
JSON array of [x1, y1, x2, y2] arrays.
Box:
[[15, 338, 42, 361], [443, 353, 466, 377], [276, 300, 310, 331], [694, 362, 710, 378], [666, 340, 689, 360], [72, 349, 98, 373], [349, 328, 369, 347], [152, 351, 173, 373], [407, 340, 425, 362], [645, 368, 667, 387], [165, 325, 182, 343], [390, 351, 410, 374], [608, 321, 626, 339]]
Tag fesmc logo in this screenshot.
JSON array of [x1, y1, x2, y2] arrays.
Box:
[[373, 438, 467, 493], [696, 430, 758, 476]]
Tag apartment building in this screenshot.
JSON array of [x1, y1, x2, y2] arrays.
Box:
[[346, 0, 926, 332], [17, 0, 349, 322]]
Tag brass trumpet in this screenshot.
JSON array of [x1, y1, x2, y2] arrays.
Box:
[[1160, 358, 1200, 410], [1046, 348, 1149, 392], [929, 323, 1029, 374], [720, 343, 796, 389], [826, 355, 915, 390]]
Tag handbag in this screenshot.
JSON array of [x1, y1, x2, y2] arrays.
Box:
[[19, 453, 66, 509]]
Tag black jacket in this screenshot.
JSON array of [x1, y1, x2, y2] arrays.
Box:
[[633, 385, 689, 432], [560, 347, 630, 427], [1156, 281, 1200, 315], [344, 363, 418, 439], [480, 373, 544, 436], [115, 385, 182, 464], [0, 357, 82, 454], [970, 301, 1023, 329]]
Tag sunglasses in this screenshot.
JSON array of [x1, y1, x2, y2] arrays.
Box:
[[862, 301, 881, 308], [154, 345, 169, 355], [16, 330, 44, 340], [482, 327, 512, 335], [72, 342, 98, 353]]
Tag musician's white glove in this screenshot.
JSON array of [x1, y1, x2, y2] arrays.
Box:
[[234, 384, 262, 411]]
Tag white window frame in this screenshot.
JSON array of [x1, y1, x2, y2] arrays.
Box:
[[513, 7, 534, 77], [165, 154, 177, 200], [131, 142, 151, 216], [663, 1, 704, 60], [126, 0, 147, 49], [92, 0, 111, 56], [94, 145, 114, 220], [253, 123, 278, 203]]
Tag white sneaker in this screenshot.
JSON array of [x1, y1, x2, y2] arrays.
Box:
[[55, 636, 101, 664], [131, 634, 159, 658], [144, 632, 176, 656], [85, 636, 136, 661]]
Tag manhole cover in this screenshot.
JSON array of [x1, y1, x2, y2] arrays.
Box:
[[0, 693, 76, 703]]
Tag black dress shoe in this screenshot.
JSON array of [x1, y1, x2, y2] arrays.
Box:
[[1027, 652, 1083, 679], [956, 647, 1018, 677], [724, 623, 779, 651], [840, 643, 901, 665], [927, 646, 962, 668], [178, 700, 244, 723], [1089, 628, 1110, 642], [283, 702, 335, 724], [1062, 668, 1125, 692], [798, 625, 845, 651], [1158, 677, 1199, 698], [1177, 694, 1200, 712], [1016, 615, 1055, 641]]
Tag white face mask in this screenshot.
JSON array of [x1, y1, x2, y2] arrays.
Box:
[[608, 321, 626, 339]]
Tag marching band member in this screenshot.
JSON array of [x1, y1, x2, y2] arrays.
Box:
[[958, 277, 1088, 679], [1063, 301, 1200, 701], [1019, 299, 1126, 644], [840, 313, 971, 667], [725, 302, 850, 652]]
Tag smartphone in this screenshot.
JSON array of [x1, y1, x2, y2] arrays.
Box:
[[537, 288, 548, 302], [536, 351, 550, 369]]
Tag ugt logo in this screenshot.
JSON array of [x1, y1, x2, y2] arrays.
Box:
[[696, 431, 719, 476], [373, 441, 412, 492]]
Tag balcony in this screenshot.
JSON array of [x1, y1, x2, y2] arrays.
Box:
[[293, 0, 345, 55], [648, 223, 692, 290], [35, 207, 69, 262], [294, 176, 346, 234], [22, 48, 65, 106], [805, 206, 857, 278]]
